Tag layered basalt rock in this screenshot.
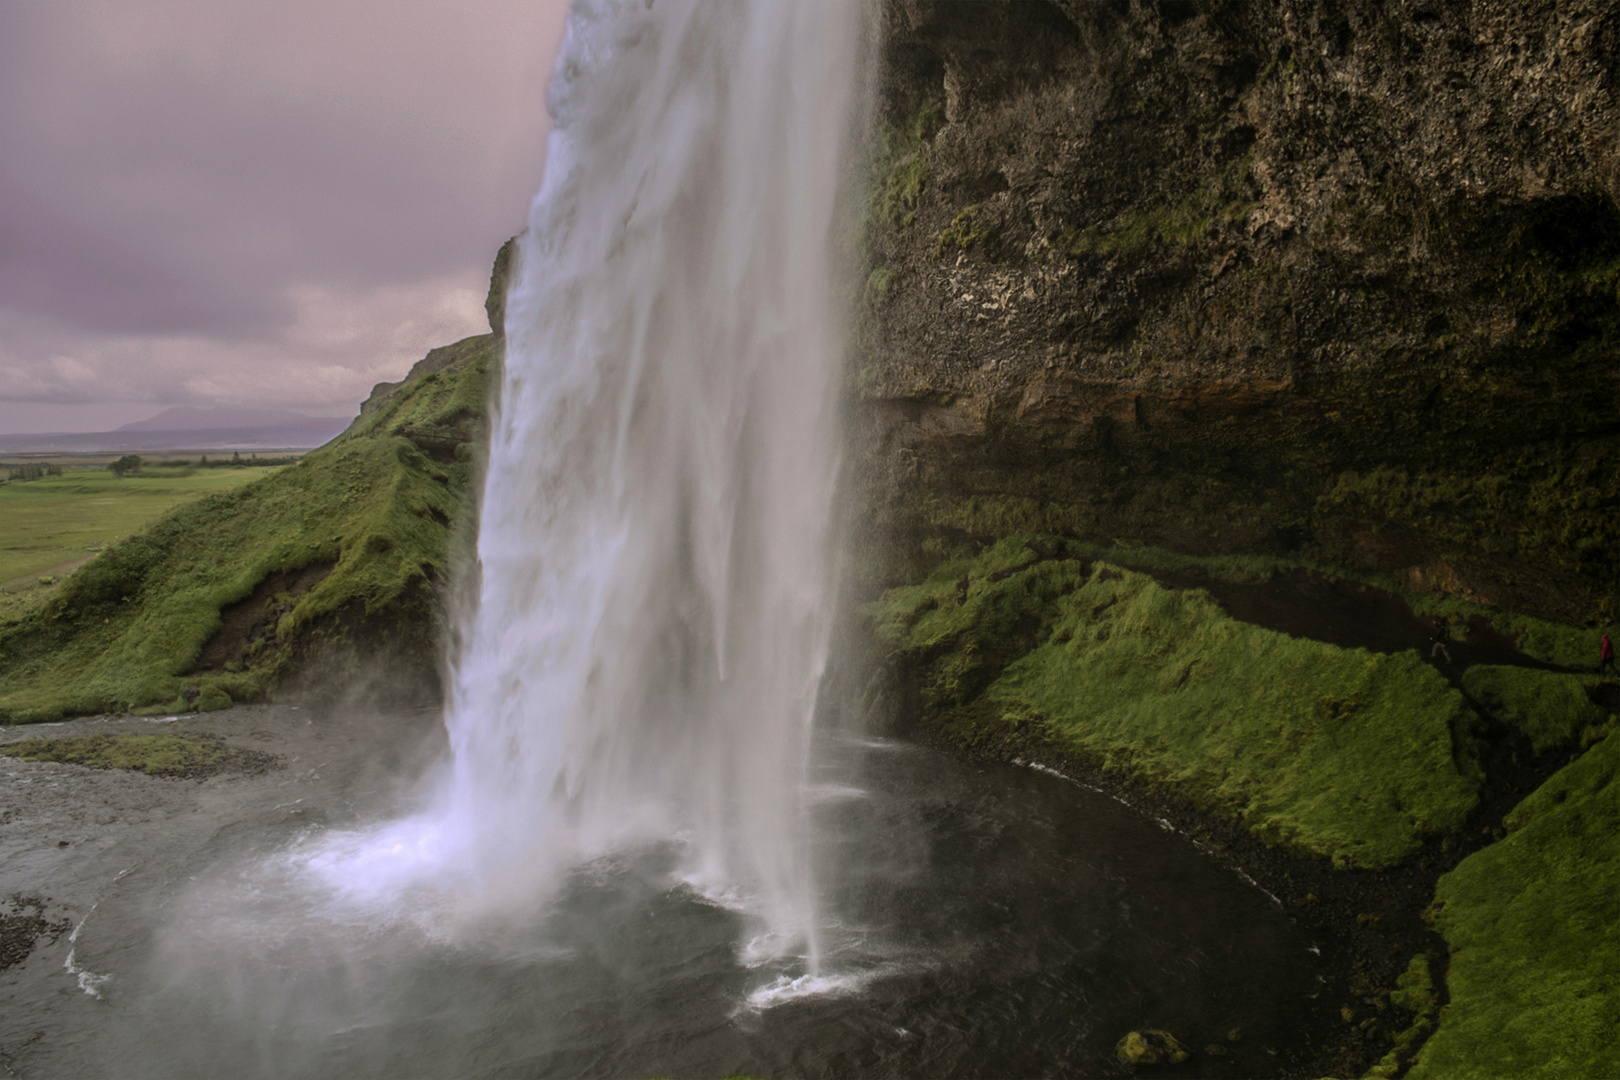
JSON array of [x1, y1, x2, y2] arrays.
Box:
[[858, 0, 1620, 626]]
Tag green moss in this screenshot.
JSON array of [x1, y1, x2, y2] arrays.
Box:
[[0, 335, 497, 722], [1481, 613, 1598, 669], [1062, 203, 1213, 256], [862, 267, 894, 308], [1408, 732, 1620, 1078], [1462, 666, 1609, 752], [889, 492, 1361, 590], [1490, 192, 1620, 339], [1059, 153, 1257, 256], [194, 685, 233, 713], [1314, 466, 1620, 617], [1367, 954, 1440, 1078], [1115, 1029, 1189, 1066], [869, 537, 1482, 865], [0, 733, 272, 778], [935, 203, 988, 257], [870, 98, 943, 231]]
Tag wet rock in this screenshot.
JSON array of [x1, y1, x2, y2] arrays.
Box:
[[1115, 1029, 1189, 1066], [860, 0, 1620, 628], [0, 896, 69, 971]]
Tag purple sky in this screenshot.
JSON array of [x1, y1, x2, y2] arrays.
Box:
[[0, 0, 570, 434]]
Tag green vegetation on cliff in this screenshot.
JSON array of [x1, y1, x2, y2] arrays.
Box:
[[1407, 731, 1620, 1079], [858, 2, 1620, 631], [0, 334, 496, 723], [868, 536, 1482, 866]]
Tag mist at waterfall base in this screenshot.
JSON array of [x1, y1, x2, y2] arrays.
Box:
[[303, 0, 865, 965], [21, 2, 1322, 1075]]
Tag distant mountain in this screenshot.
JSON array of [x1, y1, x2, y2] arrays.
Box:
[[115, 406, 343, 432], [0, 412, 355, 455]]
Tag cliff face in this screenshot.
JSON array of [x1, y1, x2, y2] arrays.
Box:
[[859, 0, 1620, 625]]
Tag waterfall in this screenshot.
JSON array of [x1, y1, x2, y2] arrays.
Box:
[[406, 0, 863, 962]]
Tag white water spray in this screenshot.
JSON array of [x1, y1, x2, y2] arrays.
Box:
[[310, 0, 865, 965]]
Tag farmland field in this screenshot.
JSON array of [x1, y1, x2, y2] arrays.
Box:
[[0, 466, 283, 615]]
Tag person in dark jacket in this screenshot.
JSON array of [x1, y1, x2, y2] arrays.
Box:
[[1429, 618, 1453, 664], [1601, 632, 1616, 678]]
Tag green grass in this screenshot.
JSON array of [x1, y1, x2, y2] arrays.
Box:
[[1408, 731, 1620, 1078], [868, 536, 1484, 866], [886, 493, 1323, 585], [1315, 464, 1620, 633], [0, 334, 496, 723], [1367, 954, 1440, 1078], [889, 488, 1610, 668], [0, 466, 280, 586], [0, 733, 272, 778], [1462, 665, 1613, 752]]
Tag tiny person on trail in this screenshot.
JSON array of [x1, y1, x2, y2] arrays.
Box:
[[1429, 618, 1453, 664], [1601, 632, 1616, 678]]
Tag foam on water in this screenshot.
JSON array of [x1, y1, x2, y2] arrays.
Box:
[[744, 971, 870, 1011]]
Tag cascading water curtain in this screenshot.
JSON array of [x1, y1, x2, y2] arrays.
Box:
[[443, 0, 865, 964]]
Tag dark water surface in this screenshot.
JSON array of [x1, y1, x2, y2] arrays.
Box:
[[0, 709, 1320, 1078]]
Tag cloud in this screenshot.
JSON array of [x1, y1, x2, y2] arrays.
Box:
[[0, 0, 567, 431], [0, 273, 490, 431]]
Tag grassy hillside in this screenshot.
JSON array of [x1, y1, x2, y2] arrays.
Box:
[[866, 536, 1485, 866], [1408, 731, 1620, 1079], [0, 464, 282, 612], [0, 334, 496, 723]]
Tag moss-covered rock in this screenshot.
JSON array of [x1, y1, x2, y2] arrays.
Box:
[[851, 3, 1620, 1072], [1366, 954, 1440, 1078], [0, 334, 497, 723], [1407, 732, 1620, 1079], [1462, 665, 1611, 752], [868, 536, 1483, 866], [0, 733, 275, 778], [857, 0, 1620, 629], [1115, 1029, 1189, 1067]]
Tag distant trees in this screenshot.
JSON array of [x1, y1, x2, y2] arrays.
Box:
[[3, 463, 62, 483], [109, 454, 143, 478], [201, 452, 298, 468]]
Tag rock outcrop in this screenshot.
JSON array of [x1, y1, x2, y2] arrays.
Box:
[[858, 7, 1620, 1076], [859, 0, 1620, 626]]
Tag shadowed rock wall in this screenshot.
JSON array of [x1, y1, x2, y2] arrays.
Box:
[[858, 0, 1620, 625]]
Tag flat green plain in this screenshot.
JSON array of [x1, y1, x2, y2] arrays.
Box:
[[0, 466, 281, 587]]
